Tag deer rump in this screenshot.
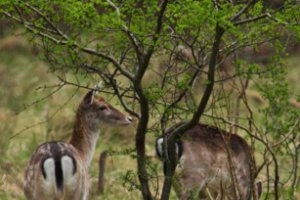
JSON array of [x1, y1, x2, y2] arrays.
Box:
[[156, 124, 261, 200], [24, 142, 88, 200]]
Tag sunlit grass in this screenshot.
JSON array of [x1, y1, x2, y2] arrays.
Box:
[[0, 31, 300, 200]]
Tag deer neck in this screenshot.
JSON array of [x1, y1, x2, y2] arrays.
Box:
[[69, 113, 100, 166]]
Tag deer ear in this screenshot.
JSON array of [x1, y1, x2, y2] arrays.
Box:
[[83, 90, 95, 104]]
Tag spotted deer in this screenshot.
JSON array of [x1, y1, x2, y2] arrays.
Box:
[[24, 90, 132, 200], [156, 124, 262, 200]]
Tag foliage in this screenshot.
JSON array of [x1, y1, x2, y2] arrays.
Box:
[[1, 0, 300, 199]]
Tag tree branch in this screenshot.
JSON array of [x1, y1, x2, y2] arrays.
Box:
[[231, 0, 258, 22], [160, 69, 200, 132], [81, 47, 134, 81], [160, 24, 225, 200], [106, 0, 145, 63], [133, 2, 169, 199], [107, 75, 141, 119], [137, 0, 169, 81], [234, 4, 285, 26], [3, 6, 135, 81], [20, 1, 68, 40]]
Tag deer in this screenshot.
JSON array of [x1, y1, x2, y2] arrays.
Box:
[[156, 123, 262, 200], [23, 90, 133, 200]]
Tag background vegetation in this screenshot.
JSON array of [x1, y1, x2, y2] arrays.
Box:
[[0, 0, 300, 199]]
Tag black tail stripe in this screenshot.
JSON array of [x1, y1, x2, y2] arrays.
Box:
[[41, 160, 47, 179], [54, 155, 63, 191]]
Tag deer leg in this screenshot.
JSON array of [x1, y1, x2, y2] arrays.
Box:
[[179, 178, 207, 200]]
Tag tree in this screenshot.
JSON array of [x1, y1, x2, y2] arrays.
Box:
[[1, 0, 300, 199]]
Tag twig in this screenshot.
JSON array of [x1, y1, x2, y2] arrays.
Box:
[[10, 86, 79, 140], [231, 0, 258, 22], [234, 5, 285, 26]]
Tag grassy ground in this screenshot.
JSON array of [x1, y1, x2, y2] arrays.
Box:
[[0, 30, 299, 200], [0, 32, 155, 200]]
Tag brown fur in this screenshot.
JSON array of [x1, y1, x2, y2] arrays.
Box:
[[24, 91, 132, 200], [175, 124, 257, 200]]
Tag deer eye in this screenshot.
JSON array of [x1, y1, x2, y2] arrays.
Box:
[[98, 106, 107, 111]]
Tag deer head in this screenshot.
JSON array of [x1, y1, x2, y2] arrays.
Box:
[[77, 90, 133, 129]]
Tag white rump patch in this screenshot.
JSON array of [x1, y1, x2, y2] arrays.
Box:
[[43, 158, 57, 195], [61, 155, 77, 190], [156, 137, 181, 159], [156, 138, 164, 157]]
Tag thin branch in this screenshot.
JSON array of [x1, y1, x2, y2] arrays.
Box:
[[10, 86, 79, 140], [106, 0, 144, 61], [15, 83, 65, 114], [3, 9, 135, 81], [133, 2, 170, 199], [20, 1, 68, 40], [160, 24, 225, 200], [81, 47, 134, 81], [234, 5, 285, 26], [234, 13, 271, 26], [107, 76, 141, 119], [231, 0, 258, 22], [138, 0, 169, 80], [272, 117, 300, 148], [190, 25, 224, 125], [160, 69, 200, 132]]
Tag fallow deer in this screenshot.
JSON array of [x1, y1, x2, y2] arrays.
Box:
[[24, 90, 132, 200], [156, 123, 262, 200]]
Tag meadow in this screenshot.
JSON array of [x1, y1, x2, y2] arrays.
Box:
[[0, 29, 300, 200]]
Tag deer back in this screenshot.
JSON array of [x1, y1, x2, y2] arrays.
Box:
[[157, 124, 258, 199]]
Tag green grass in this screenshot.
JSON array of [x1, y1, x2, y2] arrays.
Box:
[[0, 31, 300, 200], [0, 32, 164, 200]]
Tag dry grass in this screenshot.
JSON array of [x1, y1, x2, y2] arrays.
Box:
[[0, 32, 156, 200], [0, 30, 299, 200]]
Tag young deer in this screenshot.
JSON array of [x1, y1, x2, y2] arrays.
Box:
[[156, 124, 262, 200], [24, 90, 132, 200]]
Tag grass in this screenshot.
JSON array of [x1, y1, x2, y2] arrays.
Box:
[[0, 30, 168, 200], [0, 31, 299, 200]]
